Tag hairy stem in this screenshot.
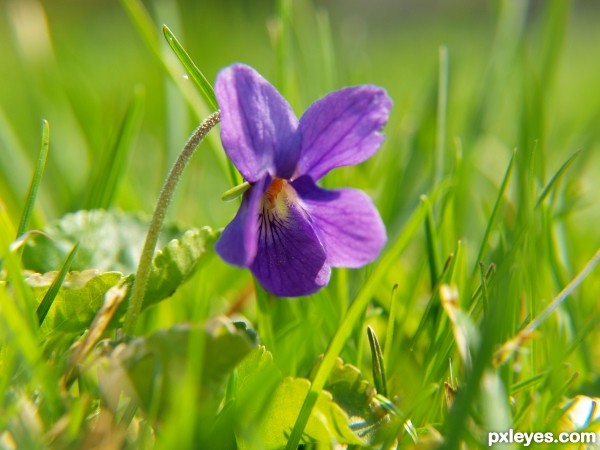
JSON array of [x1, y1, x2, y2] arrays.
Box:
[[123, 111, 221, 335]]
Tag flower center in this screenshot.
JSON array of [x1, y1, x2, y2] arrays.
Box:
[[263, 178, 287, 210]]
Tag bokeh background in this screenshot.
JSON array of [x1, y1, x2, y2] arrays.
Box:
[[2, 0, 600, 231], [2, 1, 600, 447]]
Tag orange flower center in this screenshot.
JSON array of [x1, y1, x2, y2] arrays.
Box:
[[263, 178, 286, 209], [262, 178, 298, 220]]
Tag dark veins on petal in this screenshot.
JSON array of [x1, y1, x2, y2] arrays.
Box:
[[251, 201, 329, 297]]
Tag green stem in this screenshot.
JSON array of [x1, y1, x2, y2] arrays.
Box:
[[123, 111, 221, 335]]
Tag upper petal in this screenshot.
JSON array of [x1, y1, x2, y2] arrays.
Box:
[[296, 86, 392, 180], [292, 176, 386, 267], [215, 64, 300, 181], [250, 192, 330, 297], [215, 177, 268, 267]]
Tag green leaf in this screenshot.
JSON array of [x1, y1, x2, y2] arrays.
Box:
[[314, 357, 400, 445], [27, 270, 123, 336], [142, 227, 218, 310], [234, 346, 284, 448], [94, 317, 256, 414], [237, 350, 399, 449], [246, 377, 364, 449], [22, 209, 183, 274]]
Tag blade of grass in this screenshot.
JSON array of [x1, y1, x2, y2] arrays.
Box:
[[119, 0, 237, 186], [162, 25, 218, 111], [0, 208, 63, 416], [254, 281, 276, 353], [16, 119, 49, 238], [285, 194, 430, 449], [0, 107, 33, 209], [423, 196, 441, 289], [494, 248, 600, 367], [479, 262, 490, 314], [434, 46, 448, 184], [535, 149, 582, 208], [83, 86, 145, 209], [468, 263, 496, 312], [367, 326, 387, 397], [410, 248, 454, 350], [510, 373, 545, 395], [472, 148, 516, 276], [36, 243, 78, 326], [315, 9, 336, 91], [275, 0, 293, 99], [0, 209, 38, 331], [538, 0, 570, 91], [383, 283, 398, 370]]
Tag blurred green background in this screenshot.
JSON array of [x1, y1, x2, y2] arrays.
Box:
[[2, 0, 599, 232], [2, 1, 600, 446]]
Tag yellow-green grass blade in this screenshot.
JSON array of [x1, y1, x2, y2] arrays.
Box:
[[16, 119, 49, 238], [83, 87, 145, 210]]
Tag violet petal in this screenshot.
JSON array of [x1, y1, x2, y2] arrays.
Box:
[[296, 86, 392, 180], [215, 177, 268, 267], [293, 176, 386, 267], [215, 64, 300, 181], [250, 198, 330, 296]]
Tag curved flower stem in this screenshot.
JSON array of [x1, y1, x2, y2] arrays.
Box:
[[123, 111, 221, 335]]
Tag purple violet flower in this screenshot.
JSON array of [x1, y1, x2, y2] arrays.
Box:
[[215, 64, 392, 297]]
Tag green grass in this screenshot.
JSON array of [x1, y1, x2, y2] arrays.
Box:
[[2, 0, 600, 449]]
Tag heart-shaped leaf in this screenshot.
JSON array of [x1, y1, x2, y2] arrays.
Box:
[[93, 317, 257, 414], [22, 209, 183, 274]]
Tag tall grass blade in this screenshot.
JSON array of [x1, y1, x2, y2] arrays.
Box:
[[119, 0, 235, 185], [254, 280, 276, 353], [494, 248, 600, 367], [473, 149, 516, 275], [315, 9, 336, 91], [275, 0, 293, 99], [16, 119, 49, 238], [162, 25, 218, 111], [423, 196, 440, 289], [535, 149, 582, 208], [383, 284, 398, 369], [0, 209, 63, 416], [83, 87, 145, 209], [435, 46, 448, 184]]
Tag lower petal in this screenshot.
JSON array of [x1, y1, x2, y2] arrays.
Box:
[[250, 200, 330, 297], [292, 176, 386, 267], [215, 178, 267, 267]]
